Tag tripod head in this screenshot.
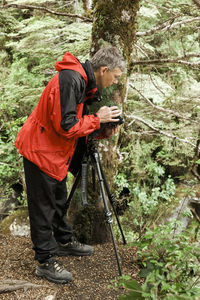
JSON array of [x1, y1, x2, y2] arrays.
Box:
[[85, 137, 98, 157]]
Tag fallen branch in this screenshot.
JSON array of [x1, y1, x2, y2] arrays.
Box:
[[126, 114, 196, 147], [0, 279, 48, 294], [129, 83, 198, 123], [0, 3, 92, 22]]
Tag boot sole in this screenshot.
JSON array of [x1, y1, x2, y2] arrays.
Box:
[[57, 249, 94, 257]]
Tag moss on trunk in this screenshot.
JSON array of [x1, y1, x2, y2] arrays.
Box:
[[71, 0, 140, 243], [91, 0, 140, 68], [91, 0, 140, 182]]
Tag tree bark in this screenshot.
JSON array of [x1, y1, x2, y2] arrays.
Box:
[[91, 0, 140, 182], [91, 0, 140, 175], [82, 0, 92, 13], [69, 0, 140, 244]]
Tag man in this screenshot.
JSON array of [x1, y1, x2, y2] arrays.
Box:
[[15, 46, 125, 284]]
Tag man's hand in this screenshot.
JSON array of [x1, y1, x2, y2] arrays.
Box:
[[96, 106, 121, 123]]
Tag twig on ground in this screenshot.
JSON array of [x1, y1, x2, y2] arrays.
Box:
[[0, 279, 48, 294]]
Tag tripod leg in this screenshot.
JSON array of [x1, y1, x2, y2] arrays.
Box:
[[99, 162, 127, 245], [92, 152, 122, 276], [64, 169, 81, 213], [81, 161, 89, 206]]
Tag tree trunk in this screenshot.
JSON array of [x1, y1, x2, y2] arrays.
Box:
[[91, 0, 140, 66], [82, 0, 92, 13], [70, 0, 140, 244], [91, 0, 140, 179]]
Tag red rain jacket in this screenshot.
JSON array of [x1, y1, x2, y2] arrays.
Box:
[[15, 52, 100, 181]]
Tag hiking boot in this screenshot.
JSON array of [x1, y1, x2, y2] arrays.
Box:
[[35, 257, 72, 284], [57, 237, 94, 257]]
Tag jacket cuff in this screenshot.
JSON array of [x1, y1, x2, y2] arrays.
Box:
[[93, 113, 100, 129]]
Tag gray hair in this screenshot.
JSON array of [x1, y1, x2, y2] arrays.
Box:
[[90, 46, 126, 72]]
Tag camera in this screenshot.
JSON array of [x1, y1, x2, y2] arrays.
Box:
[[108, 115, 124, 128], [90, 115, 124, 137]]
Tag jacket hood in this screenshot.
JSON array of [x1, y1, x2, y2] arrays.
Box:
[[55, 52, 88, 84]]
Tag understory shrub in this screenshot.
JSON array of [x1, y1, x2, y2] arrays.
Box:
[[118, 222, 200, 300]]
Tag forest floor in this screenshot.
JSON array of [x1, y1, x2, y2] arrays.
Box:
[[0, 234, 140, 300]]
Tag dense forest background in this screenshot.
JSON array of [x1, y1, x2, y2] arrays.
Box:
[[0, 0, 200, 299]]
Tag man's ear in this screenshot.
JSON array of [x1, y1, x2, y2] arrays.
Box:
[[100, 66, 108, 75]]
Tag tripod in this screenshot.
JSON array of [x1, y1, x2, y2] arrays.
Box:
[[67, 139, 126, 276]]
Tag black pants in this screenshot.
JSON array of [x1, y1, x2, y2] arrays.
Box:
[[23, 157, 73, 262]]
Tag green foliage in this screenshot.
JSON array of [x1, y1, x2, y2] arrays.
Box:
[[114, 160, 177, 241], [118, 222, 200, 299], [0, 3, 92, 201], [113, 0, 199, 246], [119, 277, 144, 300], [115, 173, 129, 197], [0, 3, 200, 299], [114, 129, 178, 240], [0, 115, 26, 186]]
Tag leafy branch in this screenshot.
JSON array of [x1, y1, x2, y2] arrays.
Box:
[[126, 113, 196, 147], [130, 53, 200, 69], [2, 4, 199, 30], [137, 17, 200, 37], [129, 83, 198, 123], [0, 3, 92, 22]]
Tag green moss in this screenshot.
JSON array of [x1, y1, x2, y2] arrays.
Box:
[[92, 0, 140, 67], [0, 208, 28, 234]]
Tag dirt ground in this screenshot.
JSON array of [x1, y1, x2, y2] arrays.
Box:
[[0, 234, 139, 300]]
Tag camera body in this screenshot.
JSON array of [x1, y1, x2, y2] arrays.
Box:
[[90, 115, 124, 137], [108, 115, 124, 127]]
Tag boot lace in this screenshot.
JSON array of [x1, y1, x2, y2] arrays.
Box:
[[52, 261, 64, 273], [69, 237, 83, 248]]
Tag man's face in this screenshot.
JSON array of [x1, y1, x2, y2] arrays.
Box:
[[97, 67, 123, 89]]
